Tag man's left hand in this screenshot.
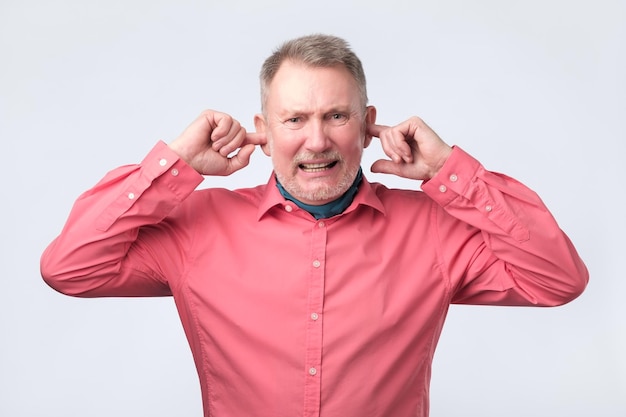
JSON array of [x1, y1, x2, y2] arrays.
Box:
[[368, 117, 453, 181]]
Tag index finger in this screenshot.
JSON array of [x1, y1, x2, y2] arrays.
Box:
[[368, 122, 413, 164], [367, 123, 390, 138], [244, 132, 267, 146]]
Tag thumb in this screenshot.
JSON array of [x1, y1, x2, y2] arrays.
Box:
[[370, 159, 400, 176], [228, 143, 256, 173]]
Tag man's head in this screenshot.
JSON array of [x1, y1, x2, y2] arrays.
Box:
[[259, 34, 369, 114], [255, 34, 376, 206]]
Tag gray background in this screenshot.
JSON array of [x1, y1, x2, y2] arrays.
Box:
[[1, 0, 624, 416]]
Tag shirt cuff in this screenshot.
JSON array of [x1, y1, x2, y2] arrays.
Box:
[[142, 140, 204, 192], [421, 146, 482, 206], [95, 141, 203, 232]]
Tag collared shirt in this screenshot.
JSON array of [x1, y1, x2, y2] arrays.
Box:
[[41, 141, 588, 417]]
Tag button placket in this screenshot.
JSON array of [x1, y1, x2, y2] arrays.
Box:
[[303, 218, 327, 414]]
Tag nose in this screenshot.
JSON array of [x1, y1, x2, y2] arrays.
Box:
[[304, 119, 331, 153]]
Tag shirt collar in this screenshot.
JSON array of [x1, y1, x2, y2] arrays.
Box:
[[256, 170, 386, 221]]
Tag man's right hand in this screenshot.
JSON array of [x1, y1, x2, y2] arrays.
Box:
[[168, 110, 267, 176]]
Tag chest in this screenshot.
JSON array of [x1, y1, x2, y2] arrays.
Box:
[[179, 211, 450, 344]]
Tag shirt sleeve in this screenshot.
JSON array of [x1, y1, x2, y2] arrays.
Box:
[[40, 141, 204, 297], [421, 146, 588, 306]]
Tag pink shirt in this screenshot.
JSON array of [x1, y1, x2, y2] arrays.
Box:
[[41, 141, 588, 417]]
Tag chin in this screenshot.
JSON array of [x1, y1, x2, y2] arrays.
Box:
[[299, 185, 347, 204]]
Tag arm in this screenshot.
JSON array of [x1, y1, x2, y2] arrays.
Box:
[[41, 110, 266, 297], [368, 117, 588, 306]]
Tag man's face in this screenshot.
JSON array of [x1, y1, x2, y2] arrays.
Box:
[[255, 61, 376, 206]]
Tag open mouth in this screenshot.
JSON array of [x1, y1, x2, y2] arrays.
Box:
[[299, 161, 338, 173]]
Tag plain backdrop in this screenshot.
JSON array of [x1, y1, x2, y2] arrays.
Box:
[[1, 1, 624, 416]]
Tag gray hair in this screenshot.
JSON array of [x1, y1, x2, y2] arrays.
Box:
[[259, 34, 368, 113]]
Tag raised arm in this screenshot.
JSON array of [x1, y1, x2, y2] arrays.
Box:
[[41, 110, 265, 297], [368, 117, 588, 306]]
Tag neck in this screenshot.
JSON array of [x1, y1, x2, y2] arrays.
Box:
[[275, 168, 363, 219]]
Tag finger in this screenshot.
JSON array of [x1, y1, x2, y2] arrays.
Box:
[[210, 114, 236, 146], [393, 132, 413, 163], [218, 125, 247, 156], [376, 130, 402, 164], [370, 159, 403, 176], [366, 123, 403, 163], [244, 132, 267, 146], [369, 123, 412, 163], [366, 123, 389, 138], [227, 143, 256, 174], [384, 123, 414, 163], [377, 129, 410, 164]]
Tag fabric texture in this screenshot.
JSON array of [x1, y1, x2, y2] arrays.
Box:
[[41, 141, 588, 417]]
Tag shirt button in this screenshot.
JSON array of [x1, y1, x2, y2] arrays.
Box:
[[309, 367, 317, 376], [159, 158, 167, 166], [311, 312, 319, 321], [439, 185, 447, 193], [312, 260, 321, 268], [171, 168, 179, 176], [450, 174, 458, 182], [318, 221, 325, 228], [128, 192, 135, 200], [485, 205, 493, 212], [285, 205, 293, 212]]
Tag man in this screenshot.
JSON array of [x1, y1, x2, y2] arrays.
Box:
[[41, 34, 588, 417]]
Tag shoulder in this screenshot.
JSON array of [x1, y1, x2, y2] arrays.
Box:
[[368, 181, 433, 207], [366, 180, 463, 228], [169, 183, 269, 223], [189, 183, 268, 205]]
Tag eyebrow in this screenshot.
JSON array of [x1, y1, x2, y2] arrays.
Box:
[[278, 104, 355, 117]]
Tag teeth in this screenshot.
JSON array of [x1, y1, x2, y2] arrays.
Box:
[[300, 162, 337, 172], [301, 163, 330, 169], [299, 161, 337, 172]]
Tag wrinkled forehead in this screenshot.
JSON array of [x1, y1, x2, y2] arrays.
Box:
[[264, 61, 365, 113]]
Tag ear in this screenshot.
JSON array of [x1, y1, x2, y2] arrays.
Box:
[[254, 113, 271, 156], [363, 105, 377, 149]]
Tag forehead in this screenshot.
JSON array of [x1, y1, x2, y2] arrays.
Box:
[[266, 61, 361, 111]]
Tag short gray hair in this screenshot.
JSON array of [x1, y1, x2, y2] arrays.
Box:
[[260, 34, 368, 113]]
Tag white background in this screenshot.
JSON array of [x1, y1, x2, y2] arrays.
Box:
[[1, 0, 624, 416]]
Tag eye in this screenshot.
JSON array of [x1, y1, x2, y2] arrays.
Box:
[[282, 116, 304, 130], [327, 113, 348, 125]]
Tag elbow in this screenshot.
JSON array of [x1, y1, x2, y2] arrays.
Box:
[[40, 246, 92, 298], [40, 258, 81, 297], [548, 265, 590, 307], [564, 256, 590, 304], [565, 270, 589, 305], [40, 247, 62, 294], [555, 239, 590, 306], [41, 267, 98, 298]]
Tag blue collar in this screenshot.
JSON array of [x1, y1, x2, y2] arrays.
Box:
[[275, 168, 363, 219]]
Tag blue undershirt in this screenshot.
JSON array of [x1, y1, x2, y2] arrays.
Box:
[[275, 168, 363, 220]]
